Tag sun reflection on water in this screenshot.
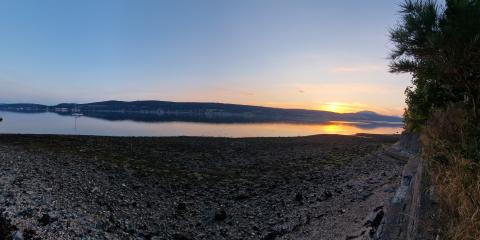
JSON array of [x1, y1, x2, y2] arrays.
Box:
[[320, 123, 343, 134], [0, 110, 403, 137]]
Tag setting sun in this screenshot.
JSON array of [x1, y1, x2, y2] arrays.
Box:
[[318, 102, 355, 113], [326, 104, 339, 112]]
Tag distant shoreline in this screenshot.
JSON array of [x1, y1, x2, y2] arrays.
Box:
[[0, 100, 402, 124], [0, 132, 401, 139]]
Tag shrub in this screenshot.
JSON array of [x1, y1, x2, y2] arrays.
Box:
[[421, 106, 480, 239]]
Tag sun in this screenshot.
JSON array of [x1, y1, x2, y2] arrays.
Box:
[[319, 102, 351, 113], [326, 104, 338, 112]]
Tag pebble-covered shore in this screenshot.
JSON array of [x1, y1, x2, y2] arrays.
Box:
[[0, 134, 405, 239]]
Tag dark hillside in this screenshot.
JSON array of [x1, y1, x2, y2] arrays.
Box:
[[0, 100, 402, 124]]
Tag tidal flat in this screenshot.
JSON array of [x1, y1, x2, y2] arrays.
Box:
[[0, 134, 405, 239]]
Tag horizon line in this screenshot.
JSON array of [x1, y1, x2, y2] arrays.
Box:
[[0, 99, 402, 117]]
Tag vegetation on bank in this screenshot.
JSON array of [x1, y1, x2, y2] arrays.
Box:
[[390, 0, 480, 238]]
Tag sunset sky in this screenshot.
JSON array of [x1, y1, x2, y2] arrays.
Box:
[[0, 0, 411, 116]]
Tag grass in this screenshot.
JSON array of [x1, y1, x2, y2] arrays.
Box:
[[421, 107, 480, 240], [429, 156, 480, 239]]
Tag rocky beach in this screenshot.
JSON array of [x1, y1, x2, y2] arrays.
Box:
[[0, 134, 406, 239]]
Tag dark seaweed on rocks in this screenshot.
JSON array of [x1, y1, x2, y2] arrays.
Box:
[[0, 134, 403, 239]]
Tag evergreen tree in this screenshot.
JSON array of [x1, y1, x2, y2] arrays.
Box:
[[390, 0, 480, 131]]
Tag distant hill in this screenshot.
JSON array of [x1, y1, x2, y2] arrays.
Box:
[[0, 103, 49, 113], [0, 100, 403, 124]]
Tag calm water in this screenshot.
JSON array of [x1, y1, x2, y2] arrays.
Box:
[[0, 111, 403, 137]]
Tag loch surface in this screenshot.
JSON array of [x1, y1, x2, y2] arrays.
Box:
[[0, 111, 403, 137]]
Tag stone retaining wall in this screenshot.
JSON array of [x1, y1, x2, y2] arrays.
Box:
[[378, 133, 423, 240]]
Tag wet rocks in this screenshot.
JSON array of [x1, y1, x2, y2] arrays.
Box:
[[172, 232, 192, 240], [38, 213, 57, 226], [346, 206, 386, 240], [317, 190, 333, 202], [214, 208, 227, 222], [12, 231, 23, 240], [359, 191, 373, 200], [363, 206, 385, 238], [17, 208, 34, 218], [295, 192, 303, 202], [234, 191, 250, 200], [0, 134, 402, 239], [367, 208, 384, 229], [176, 202, 187, 212]]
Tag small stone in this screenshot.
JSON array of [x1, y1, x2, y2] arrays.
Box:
[[384, 187, 396, 193], [323, 190, 333, 200], [22, 229, 38, 239], [172, 233, 192, 240], [19, 208, 35, 219], [176, 202, 186, 211], [38, 213, 57, 226], [214, 208, 227, 222], [295, 192, 303, 202], [429, 186, 438, 204], [235, 192, 249, 200], [360, 191, 373, 200], [12, 231, 23, 240]]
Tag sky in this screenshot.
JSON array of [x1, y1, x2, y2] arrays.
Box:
[[0, 0, 411, 115]]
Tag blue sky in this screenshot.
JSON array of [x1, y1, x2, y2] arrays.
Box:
[[0, 0, 411, 115]]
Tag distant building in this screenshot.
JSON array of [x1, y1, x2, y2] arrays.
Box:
[[55, 108, 69, 112]]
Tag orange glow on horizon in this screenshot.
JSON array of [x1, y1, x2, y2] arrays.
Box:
[[169, 83, 404, 116], [316, 102, 360, 114], [258, 101, 401, 115]]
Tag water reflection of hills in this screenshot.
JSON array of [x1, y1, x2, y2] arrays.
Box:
[[0, 100, 404, 131], [56, 111, 403, 130], [327, 121, 403, 130], [0, 101, 403, 124]]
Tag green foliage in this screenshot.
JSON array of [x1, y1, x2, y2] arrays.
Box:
[[390, 0, 480, 132], [392, 2, 480, 236]]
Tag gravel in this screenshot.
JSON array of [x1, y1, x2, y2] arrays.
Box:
[[0, 134, 404, 239]]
